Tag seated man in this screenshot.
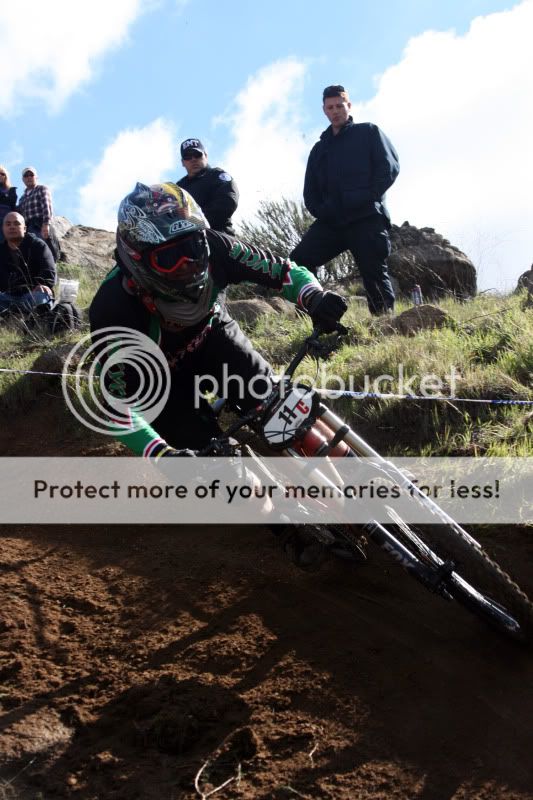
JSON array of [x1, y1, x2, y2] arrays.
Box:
[[89, 183, 346, 458], [0, 212, 56, 317]]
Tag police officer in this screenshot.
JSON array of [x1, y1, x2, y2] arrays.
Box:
[[176, 138, 239, 235], [290, 85, 400, 315]]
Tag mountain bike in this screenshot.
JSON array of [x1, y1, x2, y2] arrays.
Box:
[[201, 325, 533, 645]]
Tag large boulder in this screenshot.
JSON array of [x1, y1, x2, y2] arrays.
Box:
[[379, 304, 453, 337], [58, 223, 115, 272], [267, 296, 297, 317], [389, 222, 477, 300], [226, 299, 275, 326]]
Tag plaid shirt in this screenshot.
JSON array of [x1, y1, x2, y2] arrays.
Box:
[[18, 184, 53, 226]]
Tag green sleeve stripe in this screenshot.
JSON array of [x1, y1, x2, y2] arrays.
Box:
[[107, 410, 165, 457]]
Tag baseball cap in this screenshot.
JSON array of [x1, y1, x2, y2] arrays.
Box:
[[180, 138, 206, 157], [22, 166, 37, 177], [322, 85, 350, 102]]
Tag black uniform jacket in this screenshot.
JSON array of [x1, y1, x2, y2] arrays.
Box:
[[177, 166, 239, 235], [304, 118, 399, 226]]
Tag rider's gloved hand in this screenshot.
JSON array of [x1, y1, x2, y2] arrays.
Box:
[[305, 290, 348, 333]]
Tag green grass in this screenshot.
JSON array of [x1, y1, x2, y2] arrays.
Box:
[[1, 264, 531, 456], [250, 292, 533, 456]]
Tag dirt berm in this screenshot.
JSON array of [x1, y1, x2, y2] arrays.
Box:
[[1, 396, 532, 799]]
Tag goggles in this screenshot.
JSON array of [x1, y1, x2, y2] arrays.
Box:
[[142, 233, 206, 285]]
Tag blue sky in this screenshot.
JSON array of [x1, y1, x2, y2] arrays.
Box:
[[2, 0, 532, 291]]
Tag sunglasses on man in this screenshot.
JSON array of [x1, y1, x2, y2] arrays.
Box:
[[182, 152, 204, 161]]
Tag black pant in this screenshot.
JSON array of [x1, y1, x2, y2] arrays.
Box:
[[290, 214, 395, 314], [153, 314, 272, 450]]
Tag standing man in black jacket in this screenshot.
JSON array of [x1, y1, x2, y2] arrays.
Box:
[[291, 85, 399, 315], [176, 138, 239, 235]]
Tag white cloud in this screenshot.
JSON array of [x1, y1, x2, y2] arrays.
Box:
[[217, 58, 310, 222], [0, 0, 144, 115], [1, 140, 24, 169], [78, 118, 176, 230], [352, 0, 533, 290]]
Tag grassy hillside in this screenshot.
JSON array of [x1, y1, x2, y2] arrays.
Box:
[[0, 260, 531, 457], [248, 292, 533, 456]]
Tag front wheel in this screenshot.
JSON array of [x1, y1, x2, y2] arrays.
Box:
[[376, 512, 533, 645], [440, 534, 533, 644]]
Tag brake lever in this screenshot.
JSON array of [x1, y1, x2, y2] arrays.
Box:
[[308, 324, 349, 358], [285, 323, 351, 379]]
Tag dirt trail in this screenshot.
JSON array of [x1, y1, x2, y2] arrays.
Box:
[[1, 396, 532, 799]]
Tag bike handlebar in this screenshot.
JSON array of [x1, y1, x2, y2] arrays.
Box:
[[285, 323, 349, 379], [199, 323, 350, 453]]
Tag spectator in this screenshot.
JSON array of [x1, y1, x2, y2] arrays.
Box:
[[17, 166, 59, 261], [0, 166, 18, 245], [0, 212, 56, 318], [176, 138, 239, 235], [290, 85, 399, 315]]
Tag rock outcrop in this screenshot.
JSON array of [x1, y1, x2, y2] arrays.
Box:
[[55, 218, 115, 272], [52, 216, 73, 239], [389, 222, 477, 300]]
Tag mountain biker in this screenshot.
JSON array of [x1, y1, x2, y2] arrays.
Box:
[[89, 182, 348, 462]]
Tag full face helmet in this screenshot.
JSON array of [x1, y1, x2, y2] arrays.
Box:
[[117, 182, 209, 302]]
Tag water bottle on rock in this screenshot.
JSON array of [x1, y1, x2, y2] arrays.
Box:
[[411, 284, 423, 306]]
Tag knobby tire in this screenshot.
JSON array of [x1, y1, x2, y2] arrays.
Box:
[[385, 512, 533, 644]]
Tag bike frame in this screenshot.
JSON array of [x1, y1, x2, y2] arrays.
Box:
[[208, 326, 525, 637]]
